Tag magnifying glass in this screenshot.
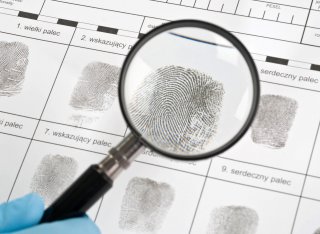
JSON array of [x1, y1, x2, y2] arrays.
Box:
[[41, 20, 260, 223]]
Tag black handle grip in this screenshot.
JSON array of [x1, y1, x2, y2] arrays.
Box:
[[40, 165, 113, 223]]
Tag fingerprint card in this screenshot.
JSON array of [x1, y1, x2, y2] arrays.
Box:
[[0, 32, 67, 118], [190, 179, 298, 234], [96, 162, 204, 234], [9, 141, 105, 219], [221, 82, 320, 173], [42, 46, 127, 136]]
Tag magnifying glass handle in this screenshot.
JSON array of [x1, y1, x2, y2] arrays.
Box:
[[40, 133, 144, 223], [40, 165, 112, 222]]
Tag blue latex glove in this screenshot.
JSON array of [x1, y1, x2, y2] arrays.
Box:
[[0, 194, 100, 234]]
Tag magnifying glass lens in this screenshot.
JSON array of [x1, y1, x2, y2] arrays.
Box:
[[122, 25, 258, 158]]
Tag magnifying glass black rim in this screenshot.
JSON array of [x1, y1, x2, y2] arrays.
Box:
[[119, 19, 260, 161]]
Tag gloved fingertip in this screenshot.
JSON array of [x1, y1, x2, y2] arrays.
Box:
[[8, 193, 44, 209], [27, 193, 43, 202], [25, 193, 44, 207], [0, 193, 45, 232], [24, 216, 101, 234], [24, 193, 45, 222]]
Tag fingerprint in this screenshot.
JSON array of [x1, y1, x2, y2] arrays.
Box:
[[119, 177, 175, 232], [129, 65, 225, 154], [0, 41, 29, 96], [30, 154, 78, 205], [314, 227, 320, 234], [207, 206, 259, 234], [251, 95, 298, 149], [69, 62, 120, 112]]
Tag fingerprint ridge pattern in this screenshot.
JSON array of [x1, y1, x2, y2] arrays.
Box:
[[129, 65, 225, 154], [30, 154, 78, 205], [207, 206, 259, 234], [70, 62, 120, 112], [0, 41, 29, 96], [251, 94, 298, 149], [119, 177, 175, 232]]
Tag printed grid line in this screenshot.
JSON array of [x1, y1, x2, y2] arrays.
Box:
[[299, 0, 315, 43], [290, 121, 320, 233], [39, 0, 47, 14], [188, 159, 212, 233]]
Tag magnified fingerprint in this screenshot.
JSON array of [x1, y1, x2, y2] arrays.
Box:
[[314, 227, 320, 234], [207, 206, 259, 234], [129, 65, 225, 153], [69, 62, 120, 112], [251, 95, 298, 149], [119, 177, 175, 232], [30, 154, 78, 205], [0, 41, 29, 96]]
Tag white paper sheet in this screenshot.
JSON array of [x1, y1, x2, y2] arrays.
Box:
[[0, 0, 320, 233]]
